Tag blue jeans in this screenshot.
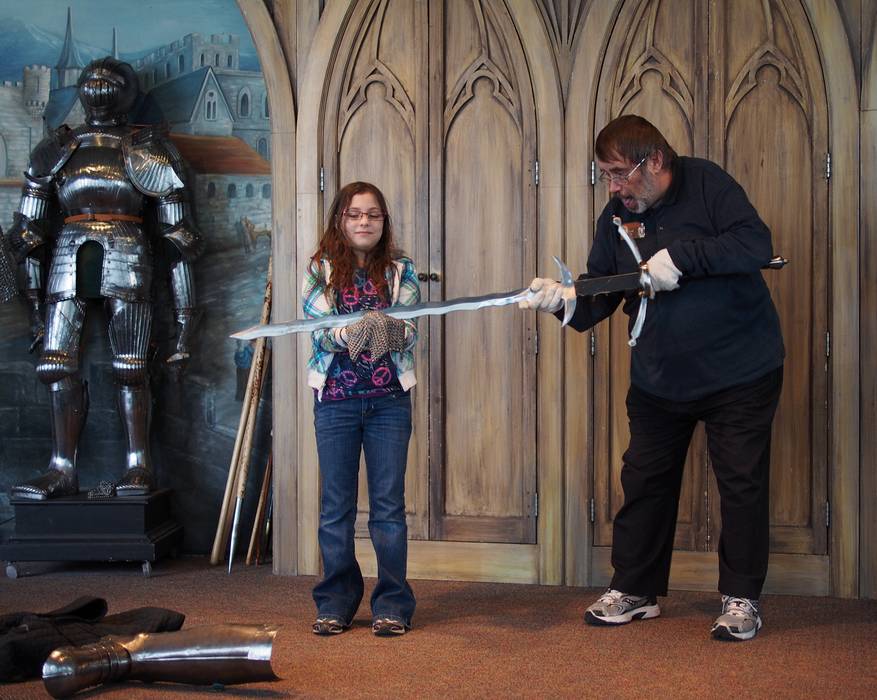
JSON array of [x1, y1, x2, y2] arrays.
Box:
[[312, 392, 415, 626]]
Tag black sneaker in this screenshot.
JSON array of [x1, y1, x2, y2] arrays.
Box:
[[584, 589, 661, 626], [372, 617, 408, 637], [711, 596, 762, 641]]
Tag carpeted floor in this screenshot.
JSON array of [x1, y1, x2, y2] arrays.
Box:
[[1, 556, 876, 699]]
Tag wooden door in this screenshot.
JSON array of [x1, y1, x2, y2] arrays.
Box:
[[592, 0, 828, 566], [321, 0, 537, 547]]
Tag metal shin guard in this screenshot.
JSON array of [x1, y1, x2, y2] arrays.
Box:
[[115, 384, 154, 496], [42, 624, 279, 698], [11, 380, 87, 500]]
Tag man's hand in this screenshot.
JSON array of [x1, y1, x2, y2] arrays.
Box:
[[518, 278, 563, 312], [647, 249, 682, 291]]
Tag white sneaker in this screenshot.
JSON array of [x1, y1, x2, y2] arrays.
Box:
[[711, 595, 762, 641], [584, 589, 661, 626]]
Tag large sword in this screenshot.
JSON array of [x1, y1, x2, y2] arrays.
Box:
[[231, 217, 787, 343], [229, 258, 642, 341]]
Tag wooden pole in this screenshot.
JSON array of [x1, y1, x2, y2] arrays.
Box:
[[246, 450, 273, 565], [227, 342, 271, 571], [210, 258, 272, 565]]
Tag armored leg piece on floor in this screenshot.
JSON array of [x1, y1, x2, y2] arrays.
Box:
[[42, 623, 278, 698]]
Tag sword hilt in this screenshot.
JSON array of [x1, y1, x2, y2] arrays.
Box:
[[552, 256, 577, 327]]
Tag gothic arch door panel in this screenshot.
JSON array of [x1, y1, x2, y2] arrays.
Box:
[[592, 0, 828, 576], [322, 0, 430, 539], [708, 0, 828, 557], [321, 0, 537, 548], [429, 0, 537, 543], [593, 0, 709, 552]]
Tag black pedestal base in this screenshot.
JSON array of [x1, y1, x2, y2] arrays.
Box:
[[0, 488, 182, 578]]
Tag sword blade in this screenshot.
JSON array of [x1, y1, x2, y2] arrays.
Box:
[[230, 269, 647, 341], [574, 271, 642, 297], [230, 287, 530, 340]]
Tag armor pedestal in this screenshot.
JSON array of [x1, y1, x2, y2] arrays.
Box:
[[0, 489, 182, 578]]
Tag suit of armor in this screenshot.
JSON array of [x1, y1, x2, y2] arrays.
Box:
[[5, 58, 203, 500]]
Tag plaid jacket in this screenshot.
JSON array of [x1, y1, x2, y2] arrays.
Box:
[[302, 256, 420, 399]]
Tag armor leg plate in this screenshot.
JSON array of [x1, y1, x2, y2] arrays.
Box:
[[106, 299, 154, 495], [43, 624, 278, 698], [114, 384, 153, 496], [11, 380, 87, 500]]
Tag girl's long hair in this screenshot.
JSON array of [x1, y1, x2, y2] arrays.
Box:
[[313, 181, 399, 297]]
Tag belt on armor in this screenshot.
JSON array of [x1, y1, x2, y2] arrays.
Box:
[[64, 213, 144, 224]]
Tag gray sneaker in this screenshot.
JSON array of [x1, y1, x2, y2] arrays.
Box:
[[711, 595, 762, 641], [584, 589, 660, 626]]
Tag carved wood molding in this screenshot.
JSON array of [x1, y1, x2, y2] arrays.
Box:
[[724, 0, 811, 128], [725, 43, 809, 124], [534, 0, 589, 102], [338, 0, 416, 143], [444, 0, 522, 137], [610, 0, 694, 126]]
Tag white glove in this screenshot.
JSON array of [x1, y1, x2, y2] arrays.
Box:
[[518, 278, 564, 312], [646, 248, 682, 291]]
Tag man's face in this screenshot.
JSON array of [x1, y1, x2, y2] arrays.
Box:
[[596, 154, 665, 214]]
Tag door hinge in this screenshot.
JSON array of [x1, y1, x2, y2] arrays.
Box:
[[589, 497, 595, 523], [825, 152, 831, 180], [590, 331, 596, 357], [825, 331, 830, 359], [590, 160, 596, 186], [319, 166, 325, 192], [825, 501, 830, 529], [534, 492, 539, 517], [534, 159, 540, 186], [534, 330, 539, 355]]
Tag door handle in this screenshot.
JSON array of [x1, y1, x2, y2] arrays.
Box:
[[429, 272, 441, 282]]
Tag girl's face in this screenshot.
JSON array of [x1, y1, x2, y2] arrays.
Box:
[[341, 192, 385, 264]]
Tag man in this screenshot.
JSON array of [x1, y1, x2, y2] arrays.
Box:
[[5, 57, 202, 499], [521, 114, 784, 641]]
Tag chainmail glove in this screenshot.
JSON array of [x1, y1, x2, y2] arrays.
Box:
[[363, 310, 406, 359], [344, 316, 371, 362]]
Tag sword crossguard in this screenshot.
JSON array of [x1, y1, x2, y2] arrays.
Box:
[[612, 215, 650, 347], [552, 256, 577, 327]]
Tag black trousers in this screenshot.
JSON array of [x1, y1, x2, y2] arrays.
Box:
[[610, 366, 783, 600]]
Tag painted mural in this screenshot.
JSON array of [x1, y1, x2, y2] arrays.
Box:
[[0, 1, 273, 556]]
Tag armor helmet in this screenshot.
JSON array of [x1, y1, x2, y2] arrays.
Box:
[[77, 57, 139, 126]]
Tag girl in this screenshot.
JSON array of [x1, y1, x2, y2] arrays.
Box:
[[302, 181, 420, 637]]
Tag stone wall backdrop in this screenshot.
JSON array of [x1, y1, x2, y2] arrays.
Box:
[[0, 0, 273, 561]]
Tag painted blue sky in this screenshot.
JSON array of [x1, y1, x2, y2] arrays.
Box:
[[0, 0, 255, 55]]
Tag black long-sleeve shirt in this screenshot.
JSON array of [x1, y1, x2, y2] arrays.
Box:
[[565, 156, 784, 401]]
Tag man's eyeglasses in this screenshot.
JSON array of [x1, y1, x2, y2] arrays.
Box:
[[343, 208, 385, 221], [598, 155, 648, 185]]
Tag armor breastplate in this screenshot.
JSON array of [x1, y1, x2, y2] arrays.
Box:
[[47, 129, 152, 304], [56, 132, 145, 216]]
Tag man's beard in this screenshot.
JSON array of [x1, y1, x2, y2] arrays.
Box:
[[619, 172, 660, 213]]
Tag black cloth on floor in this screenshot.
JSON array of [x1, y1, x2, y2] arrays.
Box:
[[0, 596, 185, 682]]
